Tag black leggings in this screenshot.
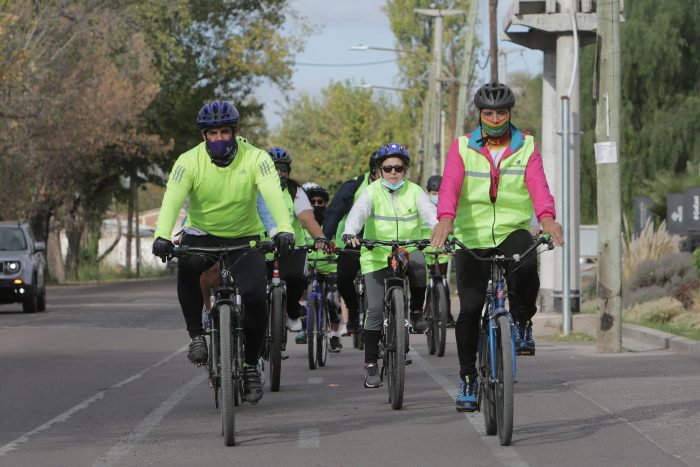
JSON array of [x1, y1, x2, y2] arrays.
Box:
[[454, 229, 539, 378], [177, 234, 267, 366], [336, 247, 361, 317]]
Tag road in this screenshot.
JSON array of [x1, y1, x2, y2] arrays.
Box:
[[0, 278, 698, 466]]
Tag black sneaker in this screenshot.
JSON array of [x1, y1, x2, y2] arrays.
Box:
[[446, 314, 456, 328], [410, 311, 428, 334], [329, 336, 343, 352], [243, 365, 264, 404], [521, 322, 536, 356], [364, 363, 382, 388], [188, 335, 208, 365], [346, 317, 360, 335]]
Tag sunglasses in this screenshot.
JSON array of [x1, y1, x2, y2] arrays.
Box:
[[310, 198, 325, 206], [381, 165, 404, 174]]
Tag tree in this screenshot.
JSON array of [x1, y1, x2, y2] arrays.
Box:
[[273, 81, 413, 191]]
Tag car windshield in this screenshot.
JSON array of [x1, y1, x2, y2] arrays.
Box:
[[0, 228, 27, 251]]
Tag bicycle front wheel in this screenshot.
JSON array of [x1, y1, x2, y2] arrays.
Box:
[[270, 287, 284, 392], [425, 288, 436, 355], [317, 304, 330, 367], [479, 322, 497, 435], [307, 288, 318, 370], [387, 288, 406, 410], [219, 303, 235, 446], [495, 315, 514, 445], [435, 283, 449, 357]]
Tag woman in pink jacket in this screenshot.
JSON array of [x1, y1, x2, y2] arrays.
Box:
[[431, 82, 564, 412]]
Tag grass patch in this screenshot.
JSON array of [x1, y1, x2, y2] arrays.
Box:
[[580, 303, 597, 315], [624, 319, 700, 341], [543, 332, 596, 342]]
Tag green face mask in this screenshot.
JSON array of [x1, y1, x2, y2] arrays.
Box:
[[480, 115, 510, 137]]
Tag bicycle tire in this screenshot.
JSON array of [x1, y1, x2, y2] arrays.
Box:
[[425, 288, 436, 355], [317, 303, 330, 367], [495, 315, 514, 445], [435, 283, 449, 357], [307, 289, 318, 370], [209, 318, 220, 409], [219, 303, 235, 446], [234, 325, 244, 408], [480, 324, 497, 435], [270, 287, 284, 392], [387, 288, 406, 410]]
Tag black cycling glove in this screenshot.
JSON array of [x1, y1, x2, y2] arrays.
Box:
[[274, 232, 295, 258], [152, 237, 174, 263]]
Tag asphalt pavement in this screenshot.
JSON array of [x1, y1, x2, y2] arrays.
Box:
[[0, 278, 698, 466]]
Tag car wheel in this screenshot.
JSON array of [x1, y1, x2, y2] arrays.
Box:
[[22, 286, 38, 313], [37, 287, 46, 312]]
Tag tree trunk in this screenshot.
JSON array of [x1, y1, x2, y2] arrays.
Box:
[[64, 223, 83, 279], [134, 178, 141, 278], [126, 176, 134, 275]]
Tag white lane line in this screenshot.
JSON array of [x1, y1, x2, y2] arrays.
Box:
[[307, 377, 323, 384], [409, 349, 531, 467], [564, 383, 693, 467], [93, 372, 207, 467], [298, 429, 320, 448], [0, 344, 188, 458]]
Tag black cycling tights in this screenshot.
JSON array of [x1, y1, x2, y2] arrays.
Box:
[[454, 229, 539, 378], [177, 234, 267, 366], [336, 247, 361, 317]]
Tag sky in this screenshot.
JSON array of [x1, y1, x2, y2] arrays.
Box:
[[255, 0, 543, 129]]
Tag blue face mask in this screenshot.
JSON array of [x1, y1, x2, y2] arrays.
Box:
[[382, 179, 406, 191], [430, 195, 439, 206], [206, 138, 237, 167]]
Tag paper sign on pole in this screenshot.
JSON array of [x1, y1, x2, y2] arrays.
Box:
[[594, 141, 618, 164]]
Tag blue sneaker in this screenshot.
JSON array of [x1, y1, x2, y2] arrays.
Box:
[[456, 376, 479, 412], [515, 323, 526, 353], [521, 322, 535, 356]]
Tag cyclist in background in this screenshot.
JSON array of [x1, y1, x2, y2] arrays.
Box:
[[151, 100, 295, 404], [323, 151, 381, 335], [302, 182, 343, 352], [267, 147, 328, 335], [431, 82, 563, 412], [423, 175, 456, 327], [342, 143, 437, 388]]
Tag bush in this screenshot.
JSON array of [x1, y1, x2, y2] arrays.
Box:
[[624, 252, 695, 292], [622, 219, 680, 281], [624, 297, 685, 325]]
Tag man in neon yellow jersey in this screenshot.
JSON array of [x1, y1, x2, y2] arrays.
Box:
[[152, 100, 294, 404]]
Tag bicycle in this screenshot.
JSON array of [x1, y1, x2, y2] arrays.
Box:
[[446, 234, 553, 446], [424, 250, 451, 357], [355, 238, 430, 410], [352, 271, 367, 351], [304, 249, 339, 369], [170, 240, 274, 447]]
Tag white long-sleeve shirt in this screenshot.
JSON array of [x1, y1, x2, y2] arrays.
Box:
[[343, 184, 438, 237]]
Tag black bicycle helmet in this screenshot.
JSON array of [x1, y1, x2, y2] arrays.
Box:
[[426, 175, 442, 192], [302, 182, 330, 202], [196, 100, 240, 130], [473, 82, 515, 110]]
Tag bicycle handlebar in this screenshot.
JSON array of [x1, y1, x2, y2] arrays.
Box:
[[446, 234, 554, 263], [170, 240, 275, 258], [354, 238, 431, 250]]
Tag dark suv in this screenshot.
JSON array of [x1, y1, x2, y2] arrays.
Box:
[[0, 222, 47, 313]]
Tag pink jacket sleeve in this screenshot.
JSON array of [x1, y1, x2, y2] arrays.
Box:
[[525, 142, 557, 221], [436, 139, 465, 220]]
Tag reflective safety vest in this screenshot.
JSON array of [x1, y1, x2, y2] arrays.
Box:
[[305, 232, 337, 275], [284, 187, 306, 247], [360, 179, 424, 274], [334, 172, 372, 245], [454, 134, 535, 248]]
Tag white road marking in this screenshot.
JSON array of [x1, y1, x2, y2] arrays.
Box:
[[307, 377, 323, 384], [409, 349, 531, 467], [0, 344, 188, 457], [93, 372, 207, 467], [298, 429, 320, 448]]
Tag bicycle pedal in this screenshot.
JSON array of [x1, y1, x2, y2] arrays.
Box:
[[282, 355, 290, 360]]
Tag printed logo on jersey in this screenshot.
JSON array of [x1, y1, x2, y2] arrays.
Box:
[[259, 160, 273, 177], [171, 166, 185, 183]]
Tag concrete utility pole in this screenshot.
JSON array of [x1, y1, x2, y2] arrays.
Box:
[[415, 8, 465, 179], [595, 0, 622, 352], [455, 0, 479, 139], [489, 0, 499, 81]]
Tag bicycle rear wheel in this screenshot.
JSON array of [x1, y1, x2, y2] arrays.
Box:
[[425, 288, 436, 355], [387, 288, 406, 410], [307, 288, 318, 370], [234, 324, 244, 408], [479, 323, 497, 435], [435, 283, 449, 357], [219, 303, 235, 446], [495, 315, 514, 445], [269, 287, 284, 392]]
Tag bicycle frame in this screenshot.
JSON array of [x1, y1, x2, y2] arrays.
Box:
[[484, 261, 517, 382]]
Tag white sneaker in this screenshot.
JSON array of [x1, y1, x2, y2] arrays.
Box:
[[287, 317, 302, 332], [339, 323, 348, 336]]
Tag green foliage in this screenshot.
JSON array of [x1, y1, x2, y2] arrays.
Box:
[[580, 0, 700, 223], [273, 81, 413, 192], [509, 72, 542, 138]]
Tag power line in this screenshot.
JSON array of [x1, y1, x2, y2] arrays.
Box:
[[295, 59, 397, 67]]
